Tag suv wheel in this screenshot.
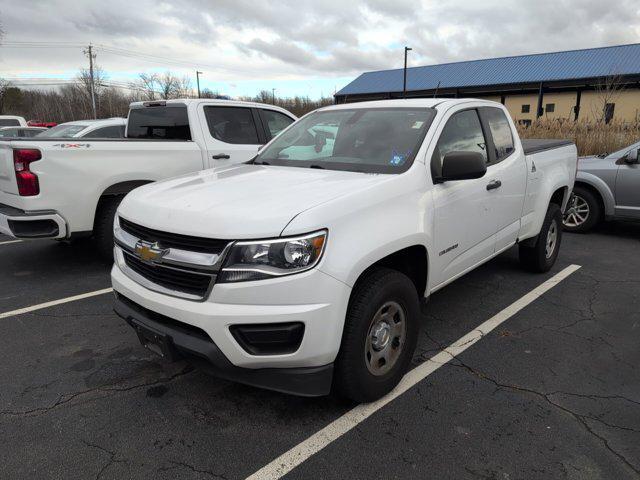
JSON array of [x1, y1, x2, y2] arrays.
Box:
[[334, 267, 420, 403], [519, 203, 562, 273], [563, 185, 601, 233]]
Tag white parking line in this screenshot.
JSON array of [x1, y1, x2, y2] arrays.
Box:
[[246, 264, 581, 480], [0, 288, 113, 320], [0, 240, 22, 246]]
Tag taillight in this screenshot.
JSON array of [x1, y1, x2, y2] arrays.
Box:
[[13, 148, 41, 196]]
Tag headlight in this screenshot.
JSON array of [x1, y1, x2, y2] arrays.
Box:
[[218, 230, 327, 283]]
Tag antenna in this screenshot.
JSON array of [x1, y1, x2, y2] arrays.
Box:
[[433, 81, 441, 98]]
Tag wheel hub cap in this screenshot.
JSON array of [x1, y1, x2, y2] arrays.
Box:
[[563, 195, 590, 228], [365, 301, 406, 376], [371, 322, 391, 350]]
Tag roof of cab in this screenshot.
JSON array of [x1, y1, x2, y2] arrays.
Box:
[[128, 98, 296, 117], [55, 118, 127, 128], [317, 98, 500, 112]]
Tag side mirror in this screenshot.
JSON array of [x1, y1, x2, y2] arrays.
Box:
[[440, 151, 487, 181], [623, 148, 639, 164]]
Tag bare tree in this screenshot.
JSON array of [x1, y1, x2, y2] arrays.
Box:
[[592, 72, 626, 123], [176, 76, 193, 98], [0, 78, 12, 114], [156, 72, 181, 99], [76, 66, 109, 118], [133, 73, 159, 100]]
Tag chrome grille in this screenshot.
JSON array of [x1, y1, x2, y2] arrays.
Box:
[[114, 217, 231, 301], [123, 251, 214, 297], [119, 218, 228, 254]]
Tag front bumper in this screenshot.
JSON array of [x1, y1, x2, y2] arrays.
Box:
[[111, 254, 351, 387], [113, 293, 334, 396], [0, 203, 67, 239]]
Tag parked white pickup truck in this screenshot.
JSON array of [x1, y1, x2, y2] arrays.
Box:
[[0, 99, 296, 257], [0, 115, 28, 128], [111, 99, 577, 402]]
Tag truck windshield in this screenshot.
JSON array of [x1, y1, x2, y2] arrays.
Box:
[[38, 124, 87, 138], [255, 107, 436, 173]]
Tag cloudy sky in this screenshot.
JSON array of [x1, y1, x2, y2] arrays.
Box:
[[1, 0, 639, 98]]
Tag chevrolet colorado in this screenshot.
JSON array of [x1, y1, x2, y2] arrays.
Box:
[[112, 99, 577, 402], [0, 99, 296, 257]]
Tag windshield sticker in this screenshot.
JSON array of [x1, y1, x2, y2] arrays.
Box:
[[411, 121, 424, 129], [390, 150, 411, 166]]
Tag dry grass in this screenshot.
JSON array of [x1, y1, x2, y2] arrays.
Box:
[[516, 119, 640, 156]]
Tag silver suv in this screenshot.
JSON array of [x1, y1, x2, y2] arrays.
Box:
[[563, 140, 640, 232]]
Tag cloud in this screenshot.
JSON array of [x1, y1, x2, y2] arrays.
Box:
[[0, 0, 639, 97]]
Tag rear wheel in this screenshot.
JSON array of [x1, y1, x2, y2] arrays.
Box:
[[334, 267, 420, 403], [93, 195, 123, 262], [563, 185, 601, 233], [519, 203, 562, 273]]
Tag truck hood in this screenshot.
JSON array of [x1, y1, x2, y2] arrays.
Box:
[[118, 164, 391, 239]]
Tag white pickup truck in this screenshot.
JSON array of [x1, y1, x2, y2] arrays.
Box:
[[0, 99, 296, 257], [111, 99, 577, 402]]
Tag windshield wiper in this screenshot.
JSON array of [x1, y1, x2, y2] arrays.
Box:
[[309, 164, 325, 169]]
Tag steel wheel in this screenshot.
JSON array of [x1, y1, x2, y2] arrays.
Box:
[[365, 301, 406, 376], [545, 218, 558, 259], [563, 194, 590, 228]]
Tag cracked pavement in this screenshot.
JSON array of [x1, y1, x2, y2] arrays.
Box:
[[0, 221, 639, 479]]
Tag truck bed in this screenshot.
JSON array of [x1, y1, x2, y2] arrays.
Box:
[[522, 139, 574, 155]]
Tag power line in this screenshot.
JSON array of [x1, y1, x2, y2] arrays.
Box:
[[2, 40, 243, 74]]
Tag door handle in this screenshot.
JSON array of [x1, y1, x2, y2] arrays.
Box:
[[212, 154, 231, 160], [486, 180, 502, 191]]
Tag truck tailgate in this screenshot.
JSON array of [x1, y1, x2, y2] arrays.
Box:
[[0, 143, 18, 195]]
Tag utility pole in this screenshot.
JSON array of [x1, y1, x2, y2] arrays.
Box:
[[403, 46, 412, 99], [196, 71, 202, 98], [272, 88, 276, 104], [83, 44, 97, 119]]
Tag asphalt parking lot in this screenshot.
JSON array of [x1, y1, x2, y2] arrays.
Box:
[[0, 223, 639, 480]]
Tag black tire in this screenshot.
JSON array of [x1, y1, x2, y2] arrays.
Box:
[[562, 185, 601, 233], [334, 267, 420, 403], [519, 203, 562, 273], [93, 195, 123, 261]]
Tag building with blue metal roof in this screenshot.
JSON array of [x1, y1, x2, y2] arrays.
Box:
[[334, 43, 640, 123]]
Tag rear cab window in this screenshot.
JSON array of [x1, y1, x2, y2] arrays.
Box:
[[203, 106, 260, 144], [480, 107, 515, 163], [127, 105, 192, 140], [0, 119, 20, 127]]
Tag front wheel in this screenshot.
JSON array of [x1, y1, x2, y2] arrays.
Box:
[[334, 267, 420, 403], [519, 203, 563, 273]]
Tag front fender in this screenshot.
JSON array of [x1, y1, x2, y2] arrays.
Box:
[[575, 171, 615, 217], [333, 233, 433, 293]]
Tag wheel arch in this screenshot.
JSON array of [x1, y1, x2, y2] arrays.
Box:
[[574, 172, 614, 217], [91, 180, 154, 228], [549, 186, 569, 210], [349, 243, 430, 301]]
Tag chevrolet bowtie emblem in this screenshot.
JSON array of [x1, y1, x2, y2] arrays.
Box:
[[134, 241, 167, 263]]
